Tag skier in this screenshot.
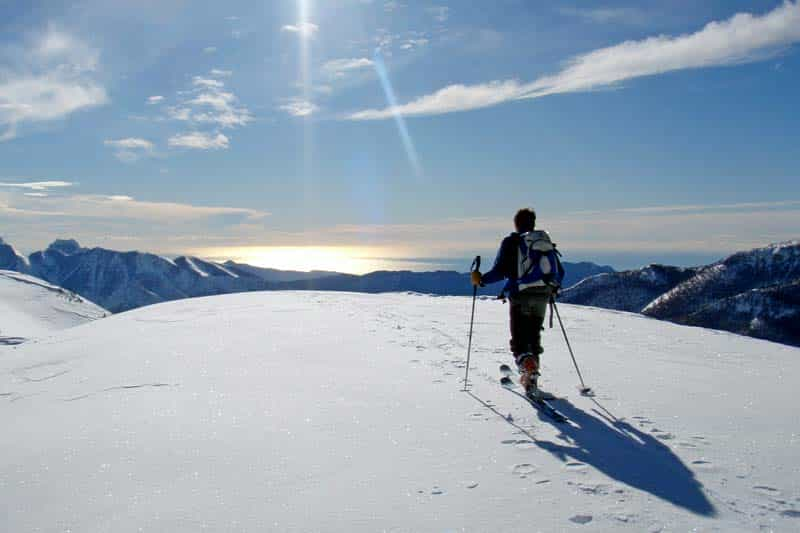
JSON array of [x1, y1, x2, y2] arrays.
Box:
[[470, 208, 564, 395]]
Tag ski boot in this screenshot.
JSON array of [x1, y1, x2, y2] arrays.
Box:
[[515, 352, 540, 396]]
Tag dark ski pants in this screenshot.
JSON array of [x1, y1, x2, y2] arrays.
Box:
[[509, 287, 551, 364]]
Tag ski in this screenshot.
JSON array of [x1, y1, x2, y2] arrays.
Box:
[[500, 365, 568, 423], [499, 364, 557, 400]]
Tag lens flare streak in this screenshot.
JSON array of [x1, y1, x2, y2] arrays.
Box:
[[373, 51, 422, 177]]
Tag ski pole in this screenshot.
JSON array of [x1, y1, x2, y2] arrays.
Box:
[[463, 255, 481, 390], [551, 299, 592, 395]]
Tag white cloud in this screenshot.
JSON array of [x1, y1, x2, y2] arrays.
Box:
[[0, 28, 107, 140], [1, 191, 268, 222], [0, 180, 74, 191], [426, 6, 449, 22], [103, 138, 153, 150], [384, 1, 403, 13], [203, 46, 217, 54], [192, 77, 225, 89], [104, 137, 155, 163], [400, 38, 429, 50], [147, 95, 164, 104], [558, 6, 650, 25], [210, 69, 232, 77], [167, 75, 253, 130], [349, 80, 524, 120], [279, 99, 318, 117], [349, 1, 800, 119], [322, 57, 374, 77], [167, 107, 192, 121], [281, 22, 319, 37], [168, 132, 229, 150]]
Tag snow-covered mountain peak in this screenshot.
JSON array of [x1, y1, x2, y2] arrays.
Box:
[[0, 237, 30, 272], [46, 238, 84, 255]]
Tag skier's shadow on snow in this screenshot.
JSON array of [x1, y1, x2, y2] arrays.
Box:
[[536, 397, 716, 517]]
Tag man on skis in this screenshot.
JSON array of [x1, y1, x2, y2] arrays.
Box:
[[470, 208, 564, 396]]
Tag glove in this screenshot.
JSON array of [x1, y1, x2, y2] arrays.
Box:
[[470, 271, 482, 287]]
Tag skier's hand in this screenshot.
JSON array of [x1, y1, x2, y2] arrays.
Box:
[[470, 271, 482, 286]]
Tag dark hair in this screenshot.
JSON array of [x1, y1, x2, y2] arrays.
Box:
[[514, 208, 536, 233]]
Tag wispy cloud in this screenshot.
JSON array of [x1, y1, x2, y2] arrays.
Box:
[[349, 80, 524, 120], [279, 98, 318, 117], [146, 95, 164, 105], [168, 132, 229, 150], [558, 6, 650, 26], [272, 200, 800, 259], [1, 191, 267, 223], [322, 58, 374, 78], [210, 69, 232, 77], [0, 28, 107, 140], [104, 138, 153, 150], [1, 186, 271, 253], [281, 22, 319, 37], [400, 38, 429, 50], [103, 137, 155, 163], [384, 1, 403, 13], [426, 6, 450, 22], [349, 1, 800, 119], [0, 180, 74, 191], [203, 46, 217, 54]]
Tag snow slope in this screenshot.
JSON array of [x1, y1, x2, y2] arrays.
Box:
[[1, 292, 799, 531], [0, 270, 107, 344]]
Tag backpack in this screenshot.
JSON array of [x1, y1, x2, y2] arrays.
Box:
[[516, 230, 565, 291]]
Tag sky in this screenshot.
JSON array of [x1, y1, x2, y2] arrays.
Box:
[[0, 0, 798, 273]]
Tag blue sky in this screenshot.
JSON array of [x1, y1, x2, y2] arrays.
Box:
[[0, 0, 798, 272]]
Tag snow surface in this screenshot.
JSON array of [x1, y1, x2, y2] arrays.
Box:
[[1, 291, 799, 532], [0, 270, 107, 343]]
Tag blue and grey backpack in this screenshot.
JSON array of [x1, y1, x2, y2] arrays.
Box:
[[517, 230, 565, 291]]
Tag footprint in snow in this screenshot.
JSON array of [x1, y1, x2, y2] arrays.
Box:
[[656, 433, 675, 441], [781, 510, 800, 518], [565, 461, 587, 471], [431, 487, 445, 495], [465, 482, 479, 489], [569, 514, 593, 525], [754, 485, 780, 494], [512, 464, 536, 477]]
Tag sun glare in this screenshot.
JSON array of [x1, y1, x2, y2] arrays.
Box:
[[198, 246, 418, 274]]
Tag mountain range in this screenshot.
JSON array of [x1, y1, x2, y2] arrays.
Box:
[[560, 241, 800, 346], [0, 237, 612, 312], [3, 236, 797, 346]]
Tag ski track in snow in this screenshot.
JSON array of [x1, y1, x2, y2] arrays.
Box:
[[373, 293, 800, 530], [1, 291, 799, 531]]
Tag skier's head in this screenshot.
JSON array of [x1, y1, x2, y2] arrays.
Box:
[[514, 208, 536, 233]]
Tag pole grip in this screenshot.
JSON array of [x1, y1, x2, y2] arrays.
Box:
[[471, 255, 481, 272]]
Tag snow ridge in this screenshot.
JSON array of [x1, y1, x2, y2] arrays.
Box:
[[0, 269, 107, 342]]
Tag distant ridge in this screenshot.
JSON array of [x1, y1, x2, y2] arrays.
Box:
[[0, 237, 612, 312], [560, 241, 800, 346]]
